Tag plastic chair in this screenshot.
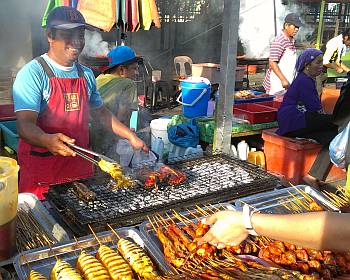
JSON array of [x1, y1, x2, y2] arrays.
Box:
[[174, 56, 193, 78]]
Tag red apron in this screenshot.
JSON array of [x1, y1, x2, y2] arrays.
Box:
[[18, 57, 94, 200]]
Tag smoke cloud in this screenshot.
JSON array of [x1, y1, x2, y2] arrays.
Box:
[[82, 30, 110, 57], [239, 0, 313, 58]]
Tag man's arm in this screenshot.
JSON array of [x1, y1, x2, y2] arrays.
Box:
[[200, 211, 350, 252], [91, 105, 148, 152], [269, 60, 290, 89], [16, 111, 76, 156]]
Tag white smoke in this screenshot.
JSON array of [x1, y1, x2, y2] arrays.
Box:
[[239, 0, 313, 58], [82, 30, 110, 57]]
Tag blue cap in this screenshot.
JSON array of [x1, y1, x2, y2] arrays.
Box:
[[46, 6, 88, 30], [107, 46, 139, 68]]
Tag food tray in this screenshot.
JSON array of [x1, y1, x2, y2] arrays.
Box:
[[234, 185, 339, 213], [234, 90, 274, 104], [233, 103, 277, 124], [13, 227, 174, 280], [140, 203, 236, 253]]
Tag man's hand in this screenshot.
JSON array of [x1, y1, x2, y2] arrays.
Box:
[[42, 133, 76, 157], [199, 210, 248, 249], [129, 134, 149, 152], [281, 78, 290, 89], [336, 66, 344, 74]]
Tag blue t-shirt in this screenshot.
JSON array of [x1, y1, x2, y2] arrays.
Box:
[[13, 54, 103, 113], [276, 72, 323, 135]]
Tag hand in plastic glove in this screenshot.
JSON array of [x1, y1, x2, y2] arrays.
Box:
[[198, 210, 248, 249], [129, 134, 149, 153]]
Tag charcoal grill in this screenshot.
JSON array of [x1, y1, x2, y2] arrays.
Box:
[[45, 154, 279, 236]]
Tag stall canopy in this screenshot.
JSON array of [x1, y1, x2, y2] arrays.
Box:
[[42, 0, 161, 32]]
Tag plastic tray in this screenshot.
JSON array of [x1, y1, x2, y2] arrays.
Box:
[[0, 120, 18, 152], [13, 227, 174, 280], [233, 103, 277, 124], [234, 90, 274, 104], [234, 185, 339, 213], [140, 203, 235, 254], [18, 193, 70, 242], [255, 100, 282, 109]]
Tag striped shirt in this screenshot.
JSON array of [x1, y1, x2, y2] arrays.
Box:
[[263, 32, 296, 92]]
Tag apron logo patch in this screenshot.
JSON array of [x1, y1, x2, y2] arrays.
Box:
[[64, 92, 80, 112]]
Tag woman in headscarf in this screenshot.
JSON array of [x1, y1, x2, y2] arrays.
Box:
[[276, 48, 338, 189]]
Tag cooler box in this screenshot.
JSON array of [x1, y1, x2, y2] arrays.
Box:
[[262, 129, 345, 185], [233, 103, 277, 124], [0, 120, 19, 152]]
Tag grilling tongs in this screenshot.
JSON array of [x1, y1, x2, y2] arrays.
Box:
[[66, 142, 117, 166]]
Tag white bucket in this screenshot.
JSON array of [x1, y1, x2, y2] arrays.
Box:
[[150, 118, 171, 152]]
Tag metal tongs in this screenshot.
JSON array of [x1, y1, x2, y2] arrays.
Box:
[[66, 142, 117, 166]]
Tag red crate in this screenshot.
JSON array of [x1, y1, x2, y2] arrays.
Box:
[[233, 103, 277, 124], [256, 100, 282, 109], [0, 104, 15, 121]]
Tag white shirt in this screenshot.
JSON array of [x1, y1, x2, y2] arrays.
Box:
[[323, 34, 347, 64]]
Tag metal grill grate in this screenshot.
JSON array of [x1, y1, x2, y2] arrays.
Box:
[[45, 154, 279, 235]]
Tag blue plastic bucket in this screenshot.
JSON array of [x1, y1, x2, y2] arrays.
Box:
[[178, 77, 211, 118]]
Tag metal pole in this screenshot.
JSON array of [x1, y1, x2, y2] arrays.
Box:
[[316, 0, 326, 50], [213, 0, 240, 154], [273, 0, 277, 37]]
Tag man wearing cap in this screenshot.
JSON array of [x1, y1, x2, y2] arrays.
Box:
[[12, 6, 148, 199], [323, 29, 350, 75], [263, 13, 302, 96], [90, 46, 142, 157]]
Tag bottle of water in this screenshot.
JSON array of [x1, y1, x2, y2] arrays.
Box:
[[152, 137, 164, 162], [237, 140, 249, 161]]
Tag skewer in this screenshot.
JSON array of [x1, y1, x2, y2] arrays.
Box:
[[186, 208, 201, 222], [165, 212, 176, 224], [147, 216, 158, 232], [172, 210, 191, 224], [107, 223, 121, 239], [88, 224, 102, 245], [195, 205, 210, 217]]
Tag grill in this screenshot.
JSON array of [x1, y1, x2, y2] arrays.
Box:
[[45, 154, 279, 236]]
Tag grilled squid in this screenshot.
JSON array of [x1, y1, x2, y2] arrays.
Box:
[[77, 250, 110, 280], [50, 259, 83, 280], [96, 245, 134, 280], [27, 270, 47, 280], [117, 238, 159, 279]]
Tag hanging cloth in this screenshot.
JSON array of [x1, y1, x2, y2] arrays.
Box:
[[42, 0, 61, 27], [61, 0, 71, 6], [138, 0, 152, 30], [149, 0, 160, 28], [126, 0, 133, 31], [120, 0, 127, 30], [71, 0, 79, 8], [77, 0, 116, 32], [131, 0, 140, 31]]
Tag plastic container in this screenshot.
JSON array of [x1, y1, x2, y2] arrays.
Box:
[[0, 120, 19, 152], [256, 100, 282, 109], [207, 100, 215, 117], [237, 140, 249, 160], [152, 137, 164, 161], [177, 77, 211, 118], [247, 151, 266, 169], [233, 103, 277, 124], [131, 150, 157, 168], [0, 157, 19, 260], [116, 139, 134, 167], [262, 129, 345, 184], [150, 118, 171, 153], [184, 145, 203, 158], [230, 145, 238, 158]]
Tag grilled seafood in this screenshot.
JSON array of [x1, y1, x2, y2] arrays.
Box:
[[117, 238, 159, 279], [96, 245, 134, 280], [72, 181, 96, 202], [144, 165, 187, 190], [27, 270, 47, 280], [50, 259, 83, 280], [98, 159, 132, 189], [77, 250, 110, 280]]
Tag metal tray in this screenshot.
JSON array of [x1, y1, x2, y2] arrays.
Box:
[[234, 185, 339, 213], [140, 203, 236, 254], [18, 193, 70, 242], [13, 227, 174, 280]]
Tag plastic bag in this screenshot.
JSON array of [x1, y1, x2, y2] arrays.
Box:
[[167, 119, 199, 148], [329, 122, 350, 168]]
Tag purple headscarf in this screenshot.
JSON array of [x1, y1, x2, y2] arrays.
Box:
[[295, 48, 323, 73]]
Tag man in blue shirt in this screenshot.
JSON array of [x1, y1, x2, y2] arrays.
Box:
[[13, 6, 148, 199]]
